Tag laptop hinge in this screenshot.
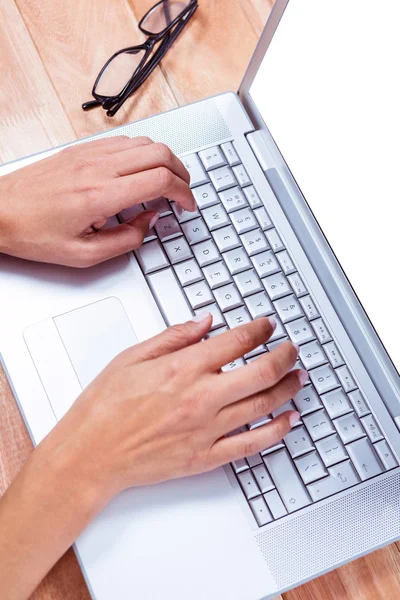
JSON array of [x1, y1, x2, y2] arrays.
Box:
[[246, 130, 275, 172]]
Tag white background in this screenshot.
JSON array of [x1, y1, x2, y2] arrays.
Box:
[[250, 0, 400, 369]]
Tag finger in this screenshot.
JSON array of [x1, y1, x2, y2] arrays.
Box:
[[181, 317, 276, 374], [125, 313, 213, 364], [210, 412, 299, 467], [215, 340, 299, 406], [113, 142, 190, 185], [110, 168, 196, 214], [214, 369, 307, 435], [75, 210, 158, 267]]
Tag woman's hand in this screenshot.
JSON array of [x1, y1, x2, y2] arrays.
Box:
[[41, 315, 304, 498], [0, 135, 194, 267]]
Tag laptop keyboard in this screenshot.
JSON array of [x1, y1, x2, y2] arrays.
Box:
[[118, 141, 398, 527]]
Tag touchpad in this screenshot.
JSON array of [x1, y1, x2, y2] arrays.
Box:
[[54, 297, 137, 388]]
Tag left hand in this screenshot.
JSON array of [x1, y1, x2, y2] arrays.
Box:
[[0, 135, 195, 267]]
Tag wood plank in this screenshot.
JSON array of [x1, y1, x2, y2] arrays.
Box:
[[0, 0, 75, 163], [14, 0, 178, 140]]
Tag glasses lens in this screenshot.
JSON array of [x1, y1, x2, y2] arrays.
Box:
[[141, 0, 191, 34], [95, 49, 146, 97]]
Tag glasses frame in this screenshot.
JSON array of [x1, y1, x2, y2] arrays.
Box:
[[82, 0, 198, 117]]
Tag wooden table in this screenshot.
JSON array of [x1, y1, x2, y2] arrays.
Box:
[[0, 1, 399, 598]]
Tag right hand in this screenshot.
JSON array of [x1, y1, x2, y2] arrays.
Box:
[[38, 315, 305, 503]]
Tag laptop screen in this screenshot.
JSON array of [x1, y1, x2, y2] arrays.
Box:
[[249, 0, 400, 372]]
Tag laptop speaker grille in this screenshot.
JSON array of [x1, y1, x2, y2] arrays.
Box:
[[256, 471, 400, 590], [77, 99, 231, 155]]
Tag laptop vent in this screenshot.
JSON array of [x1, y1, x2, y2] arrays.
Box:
[[256, 471, 400, 590], [76, 99, 231, 155]]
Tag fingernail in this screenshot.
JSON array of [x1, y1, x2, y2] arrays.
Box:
[[289, 411, 300, 428], [293, 343, 300, 355], [269, 316, 277, 331], [149, 212, 160, 229], [192, 311, 211, 324], [298, 369, 309, 386]]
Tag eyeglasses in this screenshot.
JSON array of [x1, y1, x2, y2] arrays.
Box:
[[82, 0, 198, 117]]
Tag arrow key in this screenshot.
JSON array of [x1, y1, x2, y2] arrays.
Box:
[[346, 437, 384, 480]]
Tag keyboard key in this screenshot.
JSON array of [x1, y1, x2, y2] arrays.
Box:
[[154, 215, 181, 241], [321, 388, 352, 419], [181, 217, 210, 245], [284, 426, 314, 458], [276, 251, 296, 275], [310, 365, 340, 395], [195, 304, 225, 331], [324, 341, 345, 368], [224, 247, 252, 275], [237, 470, 260, 500], [225, 306, 252, 329], [181, 154, 209, 187], [288, 273, 307, 297], [209, 165, 237, 191], [295, 451, 328, 484], [264, 489, 287, 519], [203, 261, 232, 289], [293, 386, 322, 416], [219, 186, 248, 212], [202, 204, 230, 230], [231, 208, 258, 234], [374, 440, 398, 470], [335, 412, 365, 444], [251, 250, 280, 278], [261, 440, 285, 455], [299, 341, 327, 370], [234, 269, 263, 297], [300, 295, 320, 320], [174, 259, 203, 286], [274, 295, 303, 324], [336, 365, 357, 393], [245, 291, 274, 319], [171, 201, 200, 223], [316, 434, 348, 467], [348, 390, 370, 418], [213, 226, 241, 252], [263, 449, 311, 512], [192, 239, 220, 267], [146, 268, 193, 325], [249, 496, 272, 526], [221, 357, 246, 372], [198, 146, 226, 170], [245, 345, 267, 360], [307, 461, 359, 501], [266, 229, 285, 252], [252, 464, 275, 493], [232, 458, 248, 473], [346, 437, 384, 480], [233, 164, 251, 187], [241, 229, 269, 256], [248, 416, 271, 430], [118, 203, 144, 222], [312, 318, 332, 344], [263, 272, 291, 301], [247, 453, 264, 467], [206, 326, 228, 339], [361, 414, 384, 442], [221, 141, 240, 166], [272, 400, 301, 424], [244, 185, 263, 208], [184, 280, 214, 309], [144, 197, 172, 216], [163, 237, 192, 264], [192, 183, 219, 209], [214, 283, 243, 312], [135, 239, 169, 274], [254, 207, 272, 230], [268, 315, 287, 342], [286, 317, 315, 345], [303, 409, 335, 441]]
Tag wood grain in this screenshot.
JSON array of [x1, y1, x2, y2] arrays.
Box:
[[0, 0, 399, 598]]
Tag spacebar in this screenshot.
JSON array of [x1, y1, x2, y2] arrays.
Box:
[[147, 268, 193, 326], [263, 449, 311, 513]]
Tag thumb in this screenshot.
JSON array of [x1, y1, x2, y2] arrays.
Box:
[[80, 210, 159, 265]]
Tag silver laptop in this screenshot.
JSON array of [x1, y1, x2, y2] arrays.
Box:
[[1, 1, 399, 598]]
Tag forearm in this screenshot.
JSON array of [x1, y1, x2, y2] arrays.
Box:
[[0, 435, 104, 600]]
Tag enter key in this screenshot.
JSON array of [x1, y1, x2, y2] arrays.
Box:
[[307, 460, 359, 501]]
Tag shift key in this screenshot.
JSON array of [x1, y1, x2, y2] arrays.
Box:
[[263, 449, 311, 512]]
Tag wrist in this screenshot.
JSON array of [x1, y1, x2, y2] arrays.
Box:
[[0, 175, 16, 255]]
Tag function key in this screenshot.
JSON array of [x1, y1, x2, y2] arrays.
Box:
[[244, 185, 263, 208], [198, 146, 226, 171], [221, 141, 241, 166], [288, 273, 307, 297], [233, 164, 251, 187], [254, 206, 273, 230], [312, 318, 332, 344], [335, 365, 357, 393], [324, 341, 345, 368], [299, 295, 320, 320], [374, 440, 398, 470], [266, 228, 285, 252], [360, 414, 384, 443], [348, 390, 370, 417]]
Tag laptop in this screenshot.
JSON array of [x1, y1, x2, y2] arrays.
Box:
[[1, 0, 399, 598]]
